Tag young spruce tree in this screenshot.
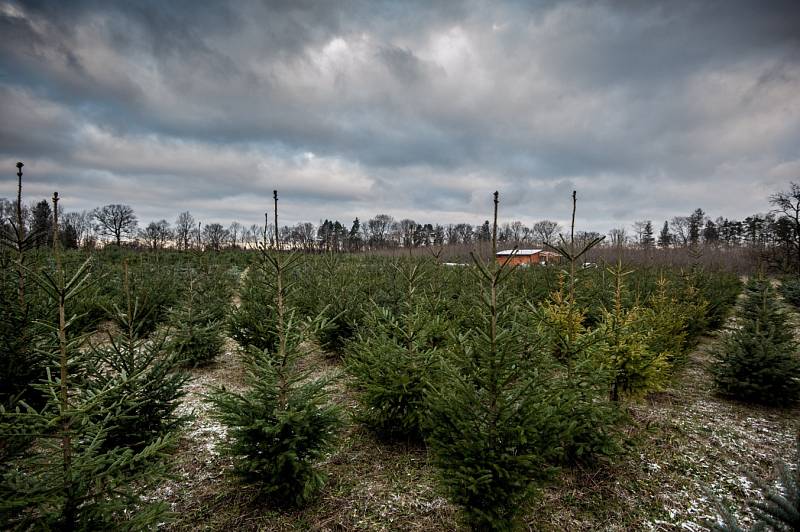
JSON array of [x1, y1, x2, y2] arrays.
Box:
[[779, 276, 800, 309], [641, 274, 691, 369], [207, 235, 341, 506], [85, 260, 190, 451], [227, 263, 281, 352], [597, 263, 668, 402], [712, 277, 800, 405], [347, 259, 443, 440], [311, 253, 365, 357], [425, 192, 554, 531], [167, 274, 225, 367], [0, 161, 47, 412], [535, 191, 622, 464]]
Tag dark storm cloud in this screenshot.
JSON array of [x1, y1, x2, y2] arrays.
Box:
[[1, 0, 799, 230]]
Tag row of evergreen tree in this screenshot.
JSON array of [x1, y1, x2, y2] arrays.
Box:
[[212, 193, 748, 530], [0, 186, 236, 527], [710, 277, 800, 530], [2, 185, 795, 530]]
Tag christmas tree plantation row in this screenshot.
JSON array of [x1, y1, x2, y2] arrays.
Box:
[[7, 245, 793, 530]]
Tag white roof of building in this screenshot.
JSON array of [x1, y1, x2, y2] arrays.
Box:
[[495, 248, 542, 256]]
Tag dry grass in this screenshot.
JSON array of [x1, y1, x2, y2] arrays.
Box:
[[525, 337, 798, 531], [152, 308, 799, 531]]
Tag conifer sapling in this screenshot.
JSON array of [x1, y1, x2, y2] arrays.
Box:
[[208, 243, 341, 506]]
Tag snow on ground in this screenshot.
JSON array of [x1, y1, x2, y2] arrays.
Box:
[[152, 340, 245, 514]]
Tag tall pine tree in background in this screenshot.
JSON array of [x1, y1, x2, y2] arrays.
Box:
[[641, 220, 655, 249], [30, 200, 53, 249], [712, 276, 800, 405], [658, 221, 672, 248]]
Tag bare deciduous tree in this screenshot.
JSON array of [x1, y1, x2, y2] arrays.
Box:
[[397, 219, 417, 248], [92, 204, 137, 246], [770, 181, 800, 273], [454, 223, 473, 244], [202, 223, 229, 251], [62, 211, 91, 248], [670, 216, 690, 247], [366, 214, 393, 247], [140, 219, 172, 251], [631, 220, 648, 247], [608, 227, 628, 247], [509, 221, 524, 243], [532, 220, 560, 245], [174, 211, 195, 250], [228, 221, 243, 249]]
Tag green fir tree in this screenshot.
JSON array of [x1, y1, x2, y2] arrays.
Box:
[[167, 275, 225, 367], [534, 191, 623, 465], [640, 274, 690, 369], [302, 253, 365, 358], [425, 193, 554, 531], [228, 264, 280, 352], [712, 277, 800, 405], [598, 263, 668, 402], [779, 276, 800, 309], [85, 262, 189, 451], [347, 260, 443, 440], [207, 250, 341, 507]]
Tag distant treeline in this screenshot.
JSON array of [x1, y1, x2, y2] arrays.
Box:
[[2, 182, 799, 273]]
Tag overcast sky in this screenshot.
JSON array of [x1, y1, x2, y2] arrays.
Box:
[[1, 0, 798, 233]]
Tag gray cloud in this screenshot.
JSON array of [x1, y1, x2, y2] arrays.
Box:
[[1, 0, 799, 232]]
